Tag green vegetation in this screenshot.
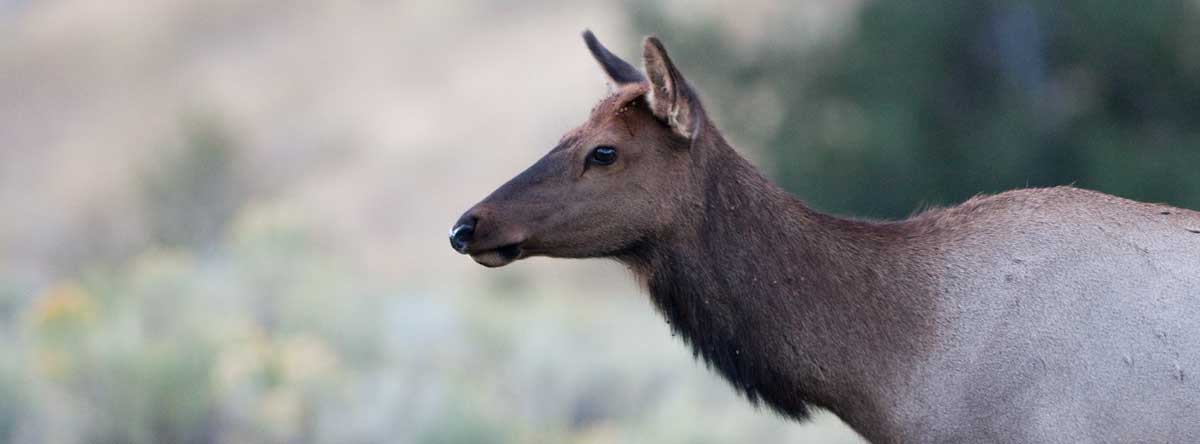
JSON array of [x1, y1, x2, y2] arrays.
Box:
[[633, 0, 1200, 218]]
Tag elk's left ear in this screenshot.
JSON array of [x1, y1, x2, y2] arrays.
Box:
[[583, 30, 645, 86], [642, 36, 706, 139]]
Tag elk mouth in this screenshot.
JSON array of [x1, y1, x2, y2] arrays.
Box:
[[470, 243, 523, 267]]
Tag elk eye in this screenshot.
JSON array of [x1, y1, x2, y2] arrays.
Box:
[[588, 146, 618, 166]]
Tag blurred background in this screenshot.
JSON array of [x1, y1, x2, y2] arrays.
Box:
[[2, 1, 1199, 443]]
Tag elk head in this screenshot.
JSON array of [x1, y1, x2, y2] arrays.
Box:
[[450, 31, 709, 267]]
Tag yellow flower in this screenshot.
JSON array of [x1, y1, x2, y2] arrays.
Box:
[[27, 281, 97, 379], [29, 281, 96, 330]]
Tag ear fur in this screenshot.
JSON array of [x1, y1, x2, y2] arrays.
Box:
[[583, 30, 646, 86], [642, 36, 705, 139]]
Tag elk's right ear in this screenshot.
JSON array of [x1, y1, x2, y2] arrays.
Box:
[[583, 30, 645, 86], [642, 36, 705, 139]]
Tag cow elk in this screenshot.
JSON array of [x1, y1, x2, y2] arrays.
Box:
[[449, 31, 1200, 443]]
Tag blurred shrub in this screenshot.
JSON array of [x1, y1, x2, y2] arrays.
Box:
[[8, 201, 360, 444], [0, 357, 23, 444], [633, 0, 1200, 218], [142, 116, 246, 250]]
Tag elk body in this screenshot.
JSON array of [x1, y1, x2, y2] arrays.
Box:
[[449, 32, 1200, 443]]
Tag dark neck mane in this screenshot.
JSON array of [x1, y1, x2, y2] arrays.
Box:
[[617, 128, 934, 429]]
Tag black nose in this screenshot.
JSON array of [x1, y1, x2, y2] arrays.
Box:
[[449, 216, 475, 253]]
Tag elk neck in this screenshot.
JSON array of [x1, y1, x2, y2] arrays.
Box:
[[617, 124, 936, 431]]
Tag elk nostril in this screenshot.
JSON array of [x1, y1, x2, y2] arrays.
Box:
[[449, 218, 475, 254]]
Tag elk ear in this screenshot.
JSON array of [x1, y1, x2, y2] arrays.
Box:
[[642, 36, 705, 139], [583, 30, 645, 86]]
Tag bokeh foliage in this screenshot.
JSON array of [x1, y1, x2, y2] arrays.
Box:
[[633, 0, 1200, 218], [6, 2, 1200, 443]]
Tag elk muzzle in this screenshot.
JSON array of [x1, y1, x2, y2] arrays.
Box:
[[449, 208, 528, 267]]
